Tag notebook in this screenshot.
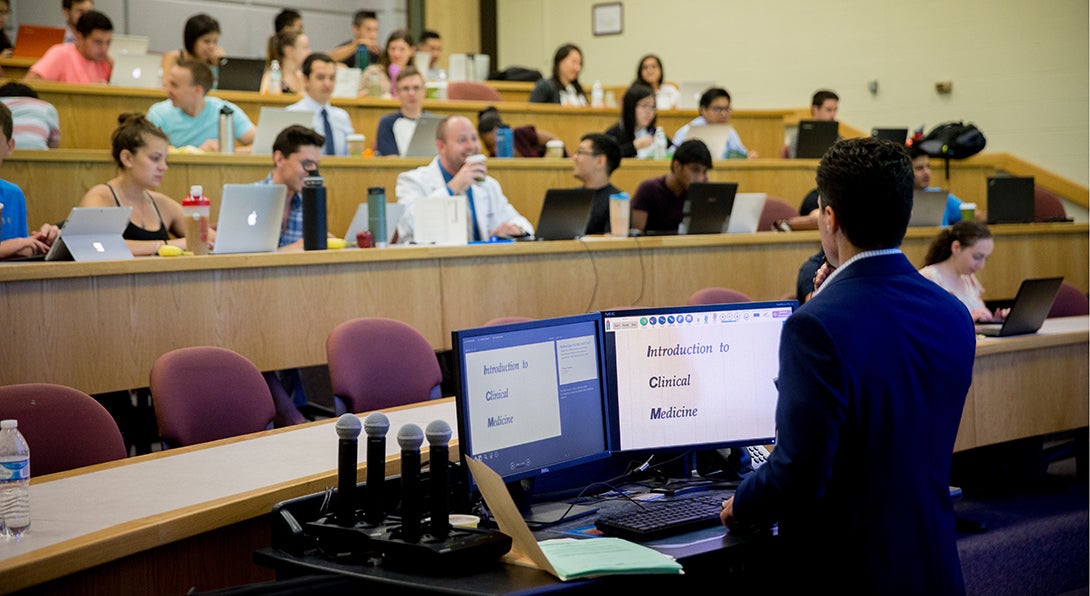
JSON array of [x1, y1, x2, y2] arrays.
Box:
[[332, 68, 362, 99], [795, 120, 839, 159], [215, 57, 266, 92], [413, 194, 468, 245], [677, 81, 714, 110], [684, 124, 735, 159], [13, 25, 65, 59], [987, 176, 1035, 224], [871, 127, 909, 144], [974, 277, 1063, 337], [722, 192, 766, 234], [250, 107, 316, 156], [107, 34, 150, 59], [109, 54, 163, 88], [343, 202, 406, 244], [45, 206, 133, 261], [681, 182, 738, 235], [533, 188, 594, 240], [212, 184, 287, 254], [909, 189, 948, 227], [403, 114, 444, 158]]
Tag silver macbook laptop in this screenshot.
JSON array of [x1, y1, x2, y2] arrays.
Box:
[[723, 192, 766, 234], [677, 81, 715, 110], [46, 206, 133, 261], [250, 107, 316, 156], [403, 114, 444, 158], [333, 68, 362, 99], [975, 277, 1063, 337], [107, 34, 150, 59], [343, 202, 406, 244], [909, 189, 948, 227], [212, 184, 287, 254], [684, 124, 735, 159], [109, 54, 163, 89]]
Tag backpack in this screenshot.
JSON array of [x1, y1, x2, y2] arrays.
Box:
[[913, 121, 986, 177]]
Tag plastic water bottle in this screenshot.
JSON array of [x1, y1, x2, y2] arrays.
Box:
[[495, 125, 514, 158], [652, 126, 667, 160], [435, 69, 448, 100], [0, 420, 31, 538], [267, 59, 282, 95], [591, 80, 604, 108], [302, 167, 327, 251], [365, 71, 383, 97], [355, 44, 370, 70], [182, 185, 211, 255]]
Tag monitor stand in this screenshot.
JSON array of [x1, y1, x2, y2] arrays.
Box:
[[508, 478, 598, 527]]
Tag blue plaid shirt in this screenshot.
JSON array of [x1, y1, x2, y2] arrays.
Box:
[[261, 173, 303, 247]]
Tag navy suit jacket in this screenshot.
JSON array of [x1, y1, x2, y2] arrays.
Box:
[[733, 251, 975, 595]]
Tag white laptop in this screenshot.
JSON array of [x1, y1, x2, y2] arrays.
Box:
[[332, 67, 362, 99], [684, 124, 735, 159], [722, 193, 767, 234], [250, 107, 316, 155], [412, 195, 468, 245], [677, 81, 715, 110], [108, 34, 150, 59], [403, 114, 444, 157], [46, 206, 133, 261], [343, 202, 406, 244], [909, 189, 948, 227], [109, 54, 163, 89], [212, 184, 287, 254]]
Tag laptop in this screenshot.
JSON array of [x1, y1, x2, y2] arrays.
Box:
[[723, 192, 766, 234], [212, 184, 287, 254], [987, 176, 1035, 224], [795, 120, 839, 159], [403, 114, 444, 157], [681, 182, 738, 235], [107, 34, 150, 59], [684, 124, 735, 159], [109, 54, 163, 89], [533, 188, 594, 240], [871, 127, 909, 144], [975, 277, 1063, 337], [215, 57, 266, 92], [332, 68, 362, 99], [343, 202, 406, 244], [13, 25, 65, 59], [909, 189, 948, 227], [250, 107, 316, 155], [677, 81, 714, 110], [45, 206, 133, 261]]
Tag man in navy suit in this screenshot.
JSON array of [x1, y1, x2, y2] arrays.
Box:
[[721, 137, 975, 594]]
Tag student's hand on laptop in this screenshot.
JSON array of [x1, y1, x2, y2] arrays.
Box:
[[491, 222, 526, 238], [2, 237, 49, 258], [31, 223, 61, 246], [972, 307, 1007, 323]]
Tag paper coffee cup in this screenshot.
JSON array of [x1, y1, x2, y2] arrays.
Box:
[[545, 140, 565, 158], [959, 202, 976, 221], [609, 192, 631, 237], [347, 133, 366, 156], [449, 514, 480, 529], [465, 153, 487, 182]]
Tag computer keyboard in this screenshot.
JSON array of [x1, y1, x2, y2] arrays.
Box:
[[594, 491, 731, 541]]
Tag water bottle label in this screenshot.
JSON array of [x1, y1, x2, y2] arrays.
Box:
[[0, 458, 29, 481]]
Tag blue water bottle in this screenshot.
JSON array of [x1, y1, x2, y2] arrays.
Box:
[[495, 125, 514, 158], [367, 187, 387, 247], [355, 45, 370, 69]]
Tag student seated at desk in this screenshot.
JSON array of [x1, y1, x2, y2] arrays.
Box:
[[0, 103, 59, 258], [78, 114, 197, 256], [476, 106, 561, 158], [919, 221, 1009, 322], [374, 66, 427, 157], [633, 54, 679, 110], [257, 124, 328, 251], [671, 87, 756, 159], [604, 83, 668, 159], [25, 10, 112, 84], [160, 14, 226, 89], [359, 29, 414, 99], [0, 82, 61, 150], [148, 59, 255, 152], [630, 139, 712, 234], [529, 44, 587, 106], [261, 29, 310, 95]]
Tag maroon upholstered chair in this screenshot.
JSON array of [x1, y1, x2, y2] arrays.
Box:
[[688, 287, 752, 305], [150, 347, 276, 447], [447, 81, 503, 102], [326, 318, 443, 415], [1048, 282, 1089, 318], [758, 197, 799, 231], [1034, 187, 1067, 222], [484, 316, 534, 326], [0, 383, 127, 476]]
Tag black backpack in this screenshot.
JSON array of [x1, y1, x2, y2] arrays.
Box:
[[914, 121, 986, 177]]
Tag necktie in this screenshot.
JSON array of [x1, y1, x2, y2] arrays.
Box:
[[321, 108, 335, 155]]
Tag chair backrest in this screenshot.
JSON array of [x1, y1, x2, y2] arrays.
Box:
[[326, 318, 443, 414], [1048, 282, 1089, 318], [758, 197, 798, 231], [483, 316, 534, 326], [0, 383, 127, 476], [150, 347, 276, 447], [688, 287, 752, 305], [447, 81, 503, 102], [1034, 186, 1066, 222]]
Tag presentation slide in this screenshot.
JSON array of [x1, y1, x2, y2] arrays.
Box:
[[557, 335, 597, 385]]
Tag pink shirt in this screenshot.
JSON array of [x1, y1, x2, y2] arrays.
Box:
[[29, 43, 112, 84]]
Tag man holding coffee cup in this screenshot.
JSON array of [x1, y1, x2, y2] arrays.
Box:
[[394, 115, 533, 243], [287, 53, 355, 156]]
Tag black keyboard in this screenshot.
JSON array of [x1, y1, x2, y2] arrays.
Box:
[[594, 492, 730, 541]]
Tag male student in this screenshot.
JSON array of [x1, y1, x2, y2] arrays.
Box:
[[784, 88, 839, 158], [909, 144, 964, 225], [0, 103, 59, 259], [630, 139, 712, 234], [327, 10, 380, 68], [257, 125, 326, 250], [394, 115, 533, 243], [287, 53, 354, 156], [671, 87, 757, 159], [416, 30, 442, 73], [374, 66, 427, 156], [26, 10, 112, 83], [572, 133, 623, 235], [62, 0, 95, 44], [721, 137, 975, 594], [147, 59, 254, 152]]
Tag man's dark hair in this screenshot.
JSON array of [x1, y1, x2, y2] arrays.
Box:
[[302, 52, 335, 77], [906, 143, 929, 160], [672, 139, 713, 169], [699, 87, 731, 110], [811, 89, 839, 108], [183, 13, 220, 55], [395, 65, 422, 84], [353, 10, 377, 27], [275, 9, 302, 33], [581, 133, 621, 175], [477, 106, 504, 134], [272, 124, 325, 157], [0, 82, 39, 99], [815, 137, 913, 250], [419, 30, 440, 43], [0, 102, 12, 141], [75, 10, 112, 36], [175, 58, 214, 94], [62, 0, 87, 9]]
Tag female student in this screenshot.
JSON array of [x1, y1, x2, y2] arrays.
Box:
[[160, 14, 226, 89], [919, 221, 1009, 322], [529, 44, 587, 106], [261, 30, 310, 94], [605, 83, 667, 158]]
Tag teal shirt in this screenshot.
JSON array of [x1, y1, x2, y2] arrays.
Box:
[[147, 97, 254, 149]]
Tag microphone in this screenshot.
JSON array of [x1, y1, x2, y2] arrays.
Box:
[[335, 414, 362, 527], [398, 423, 424, 542], [363, 412, 390, 527], [426, 420, 452, 538]]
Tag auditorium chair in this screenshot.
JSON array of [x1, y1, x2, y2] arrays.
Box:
[[326, 317, 443, 415], [446, 81, 503, 102], [1034, 187, 1067, 222], [758, 196, 800, 231], [1048, 281, 1090, 318], [0, 383, 128, 475], [688, 287, 752, 305], [149, 347, 276, 447]]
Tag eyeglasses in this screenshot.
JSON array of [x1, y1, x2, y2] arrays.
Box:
[[708, 105, 732, 114], [636, 102, 657, 112]]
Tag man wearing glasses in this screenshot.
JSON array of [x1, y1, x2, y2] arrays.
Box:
[[670, 87, 756, 159], [571, 133, 623, 234]]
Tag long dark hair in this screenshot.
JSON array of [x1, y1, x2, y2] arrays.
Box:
[[183, 13, 220, 57], [550, 43, 585, 98], [924, 220, 992, 265], [634, 54, 663, 88], [619, 83, 656, 141]]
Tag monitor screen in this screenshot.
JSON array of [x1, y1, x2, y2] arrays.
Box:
[[601, 300, 796, 452], [452, 313, 611, 485]]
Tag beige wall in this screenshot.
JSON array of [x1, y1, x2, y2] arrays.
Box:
[[496, 0, 1089, 186]]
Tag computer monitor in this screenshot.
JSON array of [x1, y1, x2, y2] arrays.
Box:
[[601, 300, 796, 454], [452, 313, 611, 524]]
